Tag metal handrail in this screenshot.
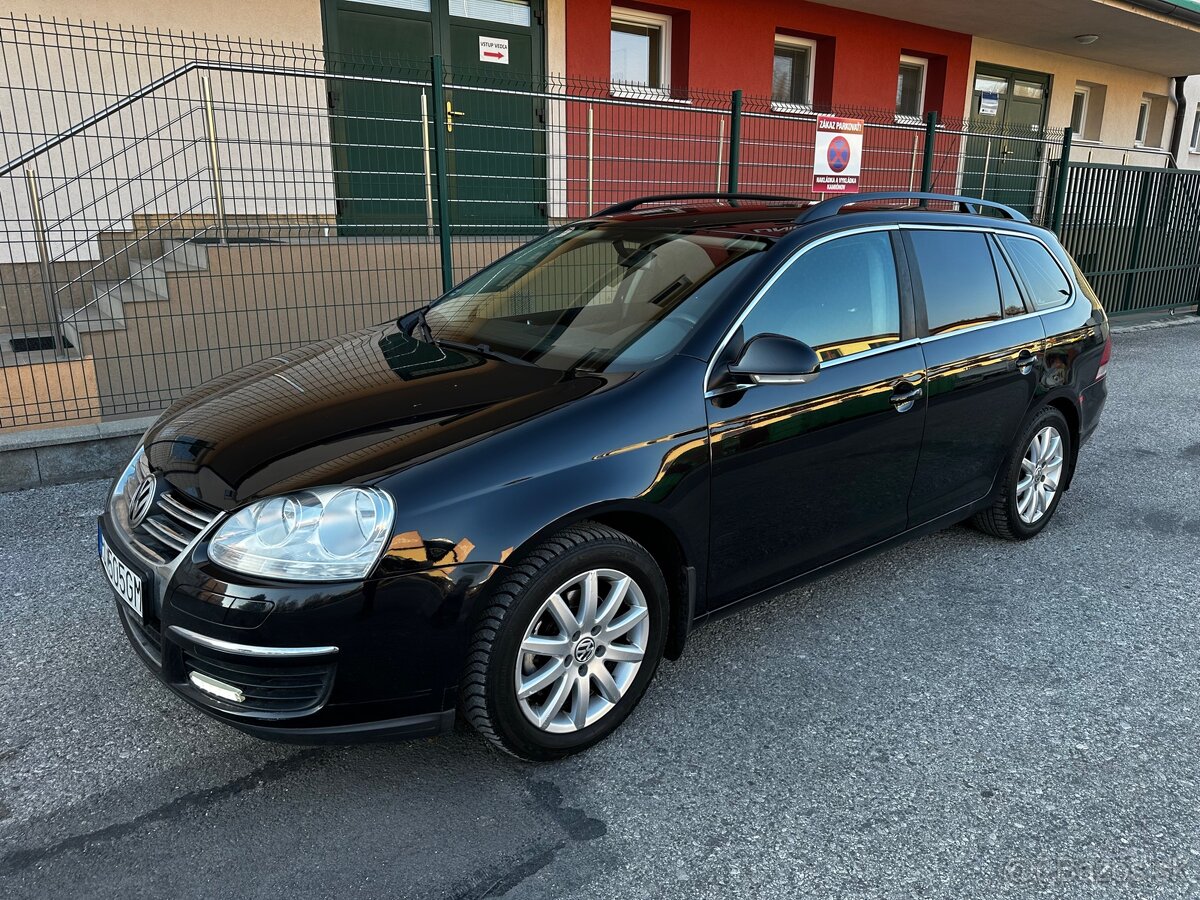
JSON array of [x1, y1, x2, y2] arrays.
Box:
[[0, 60, 438, 178]]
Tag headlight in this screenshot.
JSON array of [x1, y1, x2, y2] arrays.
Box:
[[209, 486, 395, 581], [110, 446, 147, 520]]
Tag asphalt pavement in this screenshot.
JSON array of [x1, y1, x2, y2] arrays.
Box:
[[2, 318, 1200, 899]]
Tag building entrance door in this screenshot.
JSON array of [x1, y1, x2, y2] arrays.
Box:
[[324, 0, 546, 234], [961, 64, 1051, 219]]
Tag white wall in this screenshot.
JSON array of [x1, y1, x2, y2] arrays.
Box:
[[0, 10, 335, 266]]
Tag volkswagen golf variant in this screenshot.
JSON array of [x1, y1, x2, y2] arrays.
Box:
[[99, 192, 1111, 760]]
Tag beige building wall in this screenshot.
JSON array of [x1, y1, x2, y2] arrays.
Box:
[[965, 38, 1177, 165], [1181, 77, 1200, 170], [2, 1, 323, 43]]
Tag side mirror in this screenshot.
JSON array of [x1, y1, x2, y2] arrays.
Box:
[[727, 334, 821, 386]]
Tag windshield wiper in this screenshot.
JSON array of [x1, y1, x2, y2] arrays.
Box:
[[437, 339, 536, 367]]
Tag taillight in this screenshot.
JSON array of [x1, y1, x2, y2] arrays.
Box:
[[1096, 335, 1112, 380]]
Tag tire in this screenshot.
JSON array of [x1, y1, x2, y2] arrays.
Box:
[[461, 521, 668, 761], [974, 406, 1072, 541]]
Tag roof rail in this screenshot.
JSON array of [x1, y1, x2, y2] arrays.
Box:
[[594, 193, 812, 217], [795, 192, 1029, 224]]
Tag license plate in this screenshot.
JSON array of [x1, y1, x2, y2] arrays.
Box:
[[99, 529, 143, 618]]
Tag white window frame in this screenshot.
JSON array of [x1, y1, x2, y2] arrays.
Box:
[[895, 55, 928, 124], [610, 6, 672, 100], [1190, 103, 1200, 153], [1134, 98, 1151, 146], [770, 34, 818, 113], [1071, 86, 1090, 138]]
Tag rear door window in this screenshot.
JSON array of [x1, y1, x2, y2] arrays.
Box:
[[907, 230, 1003, 335], [998, 235, 1072, 310]]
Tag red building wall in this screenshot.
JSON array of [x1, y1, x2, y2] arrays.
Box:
[[565, 0, 972, 114], [560, 1, 973, 215]]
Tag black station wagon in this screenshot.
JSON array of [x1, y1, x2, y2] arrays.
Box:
[[99, 192, 1111, 760]]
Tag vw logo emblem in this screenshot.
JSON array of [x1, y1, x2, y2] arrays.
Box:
[[129, 474, 157, 528], [573, 636, 596, 664]]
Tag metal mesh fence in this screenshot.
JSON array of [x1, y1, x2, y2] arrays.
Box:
[[0, 16, 1183, 432], [1055, 161, 1200, 315]]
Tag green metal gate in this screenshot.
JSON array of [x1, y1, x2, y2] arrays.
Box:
[[1052, 161, 1200, 316]]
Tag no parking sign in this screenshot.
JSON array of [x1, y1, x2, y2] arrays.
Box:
[[813, 115, 863, 193]]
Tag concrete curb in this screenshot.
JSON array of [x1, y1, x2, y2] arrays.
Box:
[[0, 415, 155, 493], [1110, 314, 1200, 335]]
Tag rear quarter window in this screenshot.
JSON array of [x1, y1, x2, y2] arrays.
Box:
[[998, 235, 1072, 310]]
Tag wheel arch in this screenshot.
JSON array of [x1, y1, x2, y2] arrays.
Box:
[[503, 502, 698, 662], [1043, 391, 1081, 491]]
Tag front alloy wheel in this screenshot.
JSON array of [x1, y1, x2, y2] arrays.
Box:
[[515, 568, 650, 733], [462, 522, 667, 760]]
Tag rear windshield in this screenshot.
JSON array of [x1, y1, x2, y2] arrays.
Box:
[[424, 224, 770, 372]]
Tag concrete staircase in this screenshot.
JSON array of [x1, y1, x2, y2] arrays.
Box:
[[59, 238, 210, 347], [1, 236, 210, 370]]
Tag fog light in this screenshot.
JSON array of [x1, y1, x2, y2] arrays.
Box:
[[189, 671, 245, 703]]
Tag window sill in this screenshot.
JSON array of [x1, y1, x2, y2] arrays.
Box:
[[894, 114, 924, 126], [609, 85, 692, 105]]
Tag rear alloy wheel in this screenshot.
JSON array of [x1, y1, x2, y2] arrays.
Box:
[[974, 406, 1072, 540], [462, 522, 667, 760], [1016, 425, 1065, 525]]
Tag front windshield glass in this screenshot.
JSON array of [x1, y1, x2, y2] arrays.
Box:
[[423, 224, 770, 371]]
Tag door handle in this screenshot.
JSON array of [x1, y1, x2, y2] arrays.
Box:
[[890, 382, 923, 412], [1014, 349, 1038, 375], [446, 101, 465, 132]]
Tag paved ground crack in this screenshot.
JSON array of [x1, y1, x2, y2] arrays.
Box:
[[0, 748, 326, 877], [451, 778, 607, 899]]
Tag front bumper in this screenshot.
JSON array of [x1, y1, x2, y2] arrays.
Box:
[[100, 509, 499, 743]]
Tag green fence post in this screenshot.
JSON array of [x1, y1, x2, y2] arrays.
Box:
[[430, 54, 454, 293], [919, 110, 938, 195], [1122, 168, 1153, 311], [1050, 127, 1073, 235], [727, 89, 742, 193]]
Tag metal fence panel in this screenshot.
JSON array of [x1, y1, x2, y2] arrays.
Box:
[[1056, 161, 1200, 315], [0, 16, 1191, 433]]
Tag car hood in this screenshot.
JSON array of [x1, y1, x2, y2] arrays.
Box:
[[144, 322, 605, 509]]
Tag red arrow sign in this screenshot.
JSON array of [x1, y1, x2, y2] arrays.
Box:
[[483, 51, 505, 59]]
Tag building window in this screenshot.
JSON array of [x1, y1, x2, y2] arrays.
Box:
[[449, 0, 530, 25], [1071, 87, 1089, 135], [1135, 98, 1151, 145], [1191, 104, 1200, 152], [896, 55, 927, 120], [611, 7, 671, 97], [1070, 81, 1106, 141], [772, 35, 816, 109]]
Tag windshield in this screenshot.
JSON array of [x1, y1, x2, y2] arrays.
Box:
[[423, 224, 770, 371]]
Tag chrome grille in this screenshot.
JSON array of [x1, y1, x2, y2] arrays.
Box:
[[122, 480, 219, 564]]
